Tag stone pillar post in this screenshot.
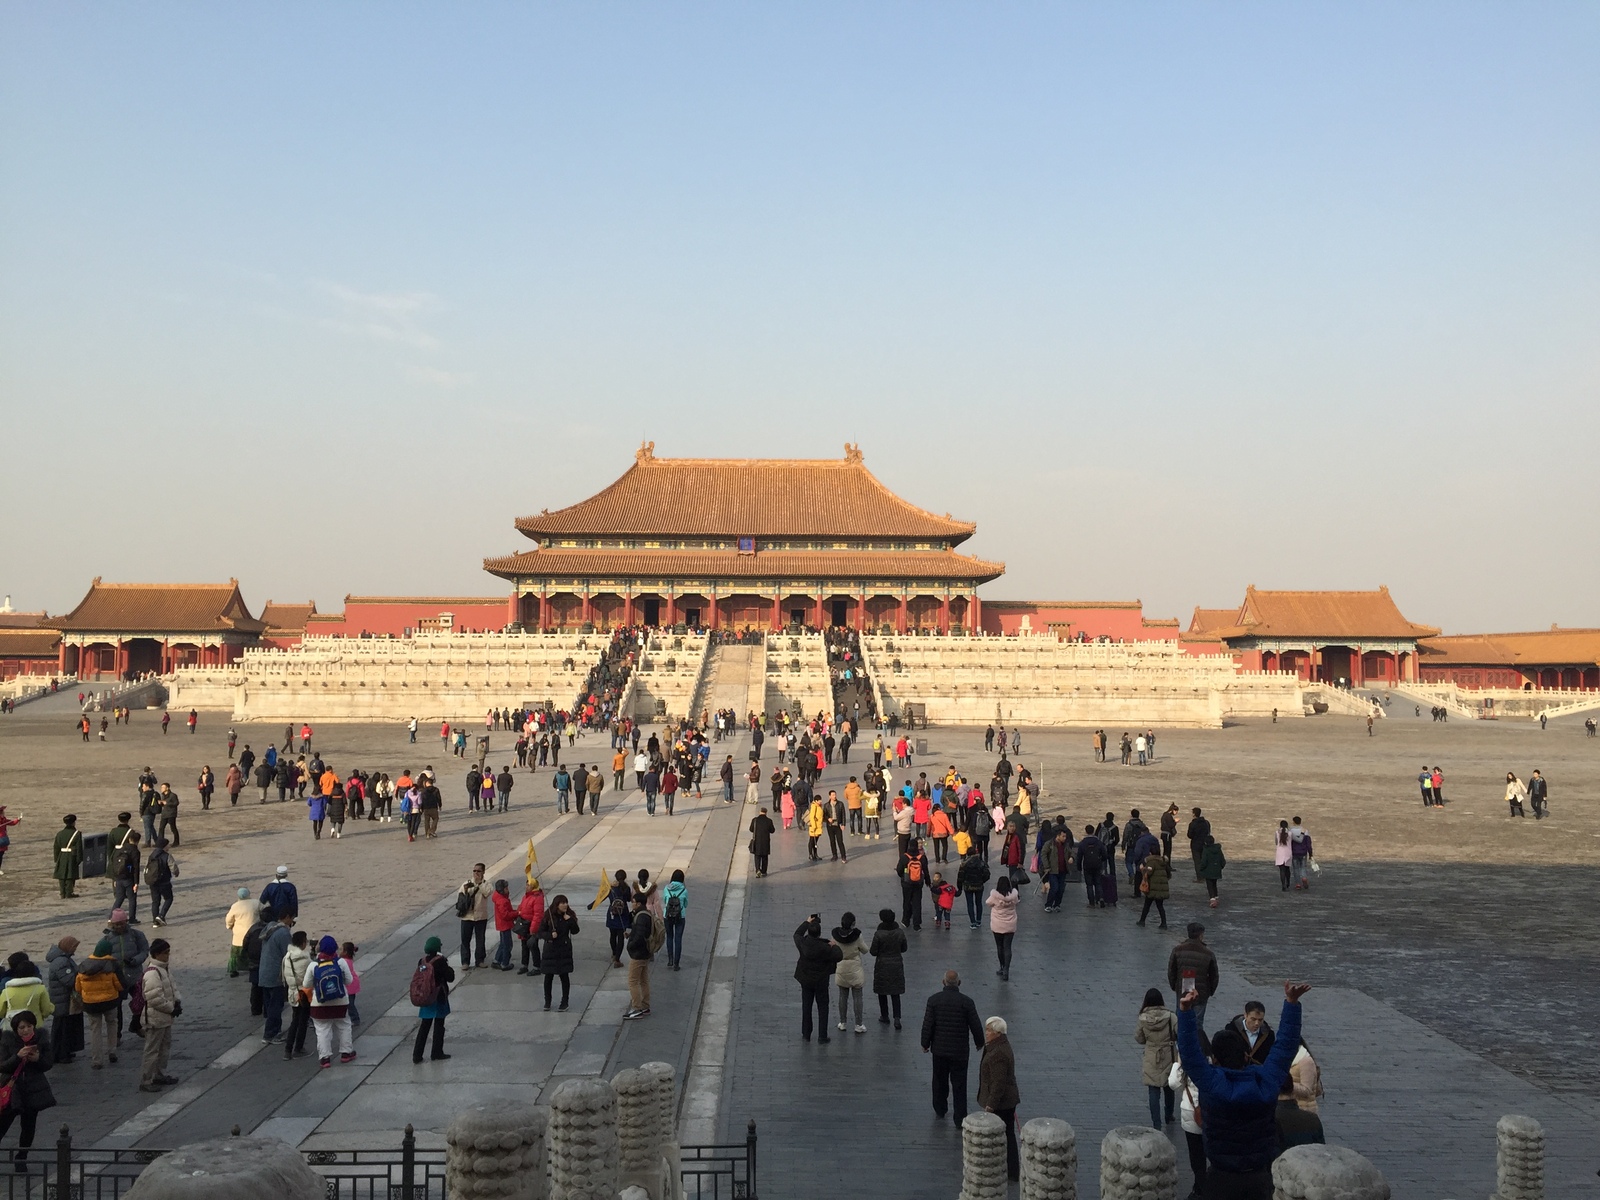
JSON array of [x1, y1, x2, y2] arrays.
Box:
[[1020, 1117, 1076, 1200], [124, 1136, 324, 1199], [612, 1062, 681, 1200], [1099, 1126, 1176, 1200], [959, 1111, 1007, 1200], [548, 1077, 619, 1200], [1271, 1144, 1390, 1200], [1492, 1115, 1544, 1200], [445, 1101, 549, 1200]]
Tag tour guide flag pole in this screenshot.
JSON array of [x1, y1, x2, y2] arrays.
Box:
[[524, 839, 539, 888], [590, 869, 612, 911]]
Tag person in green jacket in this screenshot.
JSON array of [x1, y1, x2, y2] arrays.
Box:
[[1198, 836, 1226, 909], [52, 815, 84, 899], [1137, 853, 1172, 928]]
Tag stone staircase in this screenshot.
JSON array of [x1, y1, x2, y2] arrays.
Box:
[[691, 643, 767, 723], [764, 633, 832, 721]]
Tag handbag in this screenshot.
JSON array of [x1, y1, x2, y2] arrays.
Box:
[[1007, 866, 1031, 886], [0, 1063, 23, 1111]]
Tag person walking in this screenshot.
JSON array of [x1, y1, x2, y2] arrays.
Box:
[[110, 830, 141, 926], [0, 1011, 56, 1168], [1135, 988, 1178, 1128], [538, 895, 579, 1011], [410, 936, 455, 1063], [137, 939, 181, 1091], [897, 838, 931, 930], [197, 765, 214, 811], [1075, 824, 1105, 908], [793, 914, 842, 1042], [52, 814, 84, 899], [456, 864, 490, 970], [1041, 825, 1072, 913], [44, 938, 81, 1066], [0, 956, 52, 1027], [281, 931, 313, 1060], [1166, 922, 1219, 1031], [1527, 770, 1549, 819], [1185, 807, 1210, 882], [1274, 822, 1293, 892], [748, 808, 775, 878], [225, 888, 257, 977], [419, 776, 443, 837], [156, 785, 181, 847], [302, 936, 355, 1068], [985, 876, 1019, 980], [919, 970, 984, 1126], [1198, 834, 1226, 908], [144, 837, 177, 927], [75, 940, 125, 1070], [869, 909, 908, 1029], [977, 1016, 1021, 1181], [260, 866, 299, 921], [623, 894, 654, 1020], [1288, 817, 1314, 889], [832, 912, 868, 1034], [956, 850, 990, 929], [663, 870, 688, 971], [591, 870, 632, 967], [258, 911, 295, 1045], [1136, 850, 1171, 928]]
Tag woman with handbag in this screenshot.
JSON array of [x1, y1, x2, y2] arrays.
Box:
[[538, 896, 580, 1012], [0, 1011, 56, 1171], [1137, 854, 1171, 929]]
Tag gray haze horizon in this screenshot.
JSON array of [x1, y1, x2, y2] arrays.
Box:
[[3, 6, 1596, 634]]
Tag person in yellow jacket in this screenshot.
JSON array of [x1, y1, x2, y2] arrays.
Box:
[[805, 797, 826, 862], [0, 953, 54, 1024], [843, 778, 864, 835]]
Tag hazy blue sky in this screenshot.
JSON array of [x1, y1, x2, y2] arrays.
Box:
[[3, 4, 1596, 632]]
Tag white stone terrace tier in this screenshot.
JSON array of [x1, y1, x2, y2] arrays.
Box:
[[765, 632, 832, 720]]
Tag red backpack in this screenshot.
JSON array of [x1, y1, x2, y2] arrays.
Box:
[[409, 957, 441, 1008]]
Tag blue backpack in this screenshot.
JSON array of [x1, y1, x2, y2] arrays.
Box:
[[311, 959, 347, 1004]]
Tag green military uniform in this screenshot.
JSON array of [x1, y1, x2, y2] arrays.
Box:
[[53, 818, 84, 898]]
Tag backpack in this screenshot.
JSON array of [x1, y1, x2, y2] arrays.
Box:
[[311, 959, 347, 1004], [646, 913, 666, 955], [1081, 840, 1104, 873], [409, 957, 441, 1008], [665, 894, 682, 922], [608, 897, 628, 925], [144, 853, 170, 887], [242, 921, 266, 967], [905, 855, 924, 884]]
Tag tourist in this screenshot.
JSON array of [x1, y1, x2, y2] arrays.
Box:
[[1075, 824, 1105, 907], [748, 807, 775, 877], [832, 912, 868, 1034], [1528, 769, 1549, 819], [1168, 1054, 1205, 1199], [224, 762, 242, 806], [930, 872, 956, 928], [466, 764, 482, 813], [869, 908, 908, 1029], [824, 790, 848, 861], [538, 895, 578, 1010], [977, 1016, 1021, 1180], [1198, 834, 1226, 907], [1430, 766, 1445, 808], [456, 864, 490, 970], [52, 814, 83, 899], [0, 955, 52, 1026], [1135, 987, 1177, 1128], [659, 764, 676, 815], [864, 785, 882, 839], [661, 870, 688, 970], [44, 938, 80, 1065], [793, 914, 841, 1042], [1274, 821, 1292, 891], [955, 850, 990, 929], [553, 764, 572, 813], [1166, 922, 1219, 1031], [634, 868, 661, 923], [1136, 850, 1171, 928], [985, 875, 1018, 980], [326, 781, 347, 838], [478, 771, 496, 813], [1040, 825, 1071, 912], [1177, 981, 1310, 1200], [303, 935, 355, 1068], [138, 938, 181, 1091], [260, 865, 299, 920], [195, 764, 214, 811], [0, 1011, 56, 1166], [1276, 1078, 1325, 1152], [897, 838, 931, 930], [623, 894, 653, 1020], [1227, 1000, 1276, 1066], [804, 792, 825, 861], [419, 775, 442, 837], [919, 969, 983, 1126], [0, 806, 18, 875], [745, 760, 762, 807], [258, 910, 295, 1044], [1289, 817, 1314, 889], [281, 931, 313, 1059], [110, 830, 141, 925], [928, 802, 953, 863], [145, 837, 177, 927], [1186, 807, 1210, 881], [491, 879, 517, 970], [156, 784, 181, 847], [76, 940, 124, 1070], [1291, 1039, 1324, 1113], [516, 879, 545, 975], [892, 793, 915, 856], [591, 869, 632, 967], [411, 936, 455, 1063], [1417, 764, 1434, 807]]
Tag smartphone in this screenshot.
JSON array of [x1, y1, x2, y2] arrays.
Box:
[[1181, 972, 1197, 996]]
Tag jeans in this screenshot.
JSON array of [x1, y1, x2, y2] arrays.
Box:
[[1147, 1084, 1174, 1128], [993, 932, 1013, 975], [557, 789, 570, 812], [800, 982, 829, 1039], [1046, 873, 1066, 908], [494, 930, 513, 969], [262, 985, 288, 1040], [723, 781, 734, 803], [646, 790, 657, 815], [930, 1055, 970, 1122], [150, 882, 173, 920], [1084, 871, 1101, 905], [965, 890, 982, 925], [113, 880, 138, 923], [664, 916, 685, 968], [460, 919, 487, 967], [1292, 857, 1311, 887], [848, 808, 862, 832]]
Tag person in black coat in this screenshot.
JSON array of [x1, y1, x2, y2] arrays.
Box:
[[793, 915, 842, 1043], [0, 1012, 56, 1168], [920, 970, 984, 1125], [748, 808, 776, 878], [869, 909, 909, 1028], [539, 895, 579, 1011]]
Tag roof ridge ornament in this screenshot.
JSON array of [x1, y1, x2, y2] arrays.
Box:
[[844, 443, 863, 464], [636, 441, 656, 464]]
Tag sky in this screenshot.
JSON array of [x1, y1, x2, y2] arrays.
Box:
[[2, 4, 1597, 633]]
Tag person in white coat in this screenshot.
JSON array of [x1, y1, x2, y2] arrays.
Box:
[[301, 935, 355, 1068], [1168, 1058, 1206, 1200], [832, 913, 869, 1034]]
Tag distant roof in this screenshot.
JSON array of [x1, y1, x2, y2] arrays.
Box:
[[51, 580, 265, 636], [1420, 628, 1600, 668], [485, 547, 1005, 584], [344, 596, 511, 606], [0, 628, 59, 658], [0, 611, 48, 629], [1188, 607, 1240, 635], [1213, 587, 1438, 642], [259, 601, 317, 633], [982, 600, 1144, 611], [514, 443, 977, 543]]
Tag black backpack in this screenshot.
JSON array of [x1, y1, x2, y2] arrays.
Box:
[[1081, 840, 1104, 873], [242, 921, 266, 967]]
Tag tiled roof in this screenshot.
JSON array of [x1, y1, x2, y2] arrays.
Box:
[[1213, 587, 1438, 641], [983, 600, 1143, 610], [259, 601, 317, 633], [1188, 607, 1239, 635], [0, 629, 59, 658], [1419, 629, 1600, 668], [0, 611, 48, 628], [51, 580, 266, 635], [514, 443, 977, 543], [484, 547, 1005, 584]]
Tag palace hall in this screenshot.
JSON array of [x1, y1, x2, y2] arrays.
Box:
[[483, 443, 1004, 634]]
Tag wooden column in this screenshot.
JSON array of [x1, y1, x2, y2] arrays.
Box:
[[856, 590, 866, 632], [897, 594, 907, 635], [624, 590, 635, 628], [816, 592, 826, 630], [771, 591, 782, 631], [971, 594, 982, 634], [539, 589, 549, 633]]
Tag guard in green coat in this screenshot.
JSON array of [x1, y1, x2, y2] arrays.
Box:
[[53, 815, 84, 899]]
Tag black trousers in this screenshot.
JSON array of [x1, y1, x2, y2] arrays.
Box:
[[543, 972, 570, 1006], [0, 1110, 38, 1157], [877, 993, 902, 1020], [930, 1055, 970, 1123], [1203, 1167, 1271, 1200], [1138, 897, 1167, 926], [413, 1017, 446, 1061], [901, 883, 924, 928], [826, 826, 846, 860], [994, 1106, 1019, 1179], [753, 854, 769, 875], [609, 929, 626, 961], [800, 982, 829, 1040], [286, 1001, 312, 1054], [460, 919, 487, 966], [1184, 1130, 1207, 1194]]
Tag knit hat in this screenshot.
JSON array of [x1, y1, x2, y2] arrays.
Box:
[[237, 887, 250, 899], [110, 909, 128, 923], [423, 936, 442, 955], [94, 938, 113, 956], [317, 935, 338, 956]]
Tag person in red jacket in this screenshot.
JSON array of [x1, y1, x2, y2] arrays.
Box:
[[661, 767, 680, 816], [516, 882, 546, 974], [490, 880, 517, 971]]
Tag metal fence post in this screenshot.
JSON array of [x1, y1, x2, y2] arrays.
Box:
[[55, 1124, 72, 1195], [401, 1123, 416, 1200], [746, 1120, 757, 1199]]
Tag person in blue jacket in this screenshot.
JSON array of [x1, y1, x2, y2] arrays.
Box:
[[1177, 980, 1311, 1200]]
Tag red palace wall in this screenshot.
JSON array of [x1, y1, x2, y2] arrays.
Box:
[[979, 601, 1179, 642], [310, 597, 515, 639]]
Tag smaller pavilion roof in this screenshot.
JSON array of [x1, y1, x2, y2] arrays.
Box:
[[259, 601, 317, 634], [51, 580, 266, 636], [1419, 628, 1600, 669], [1188, 607, 1240, 636], [0, 628, 60, 659], [1211, 586, 1438, 642]]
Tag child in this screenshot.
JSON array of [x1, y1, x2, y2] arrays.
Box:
[[930, 873, 957, 929], [340, 942, 361, 1025], [863, 790, 881, 840]]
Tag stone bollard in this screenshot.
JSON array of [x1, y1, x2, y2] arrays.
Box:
[[1100, 1126, 1177, 1200], [125, 1136, 323, 1200], [548, 1077, 620, 1200], [1020, 1117, 1077, 1200], [1272, 1145, 1390, 1200], [445, 1100, 550, 1200], [960, 1111, 1008, 1200], [1492, 1115, 1544, 1200]]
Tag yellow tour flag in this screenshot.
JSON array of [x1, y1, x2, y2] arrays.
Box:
[[524, 839, 540, 888]]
